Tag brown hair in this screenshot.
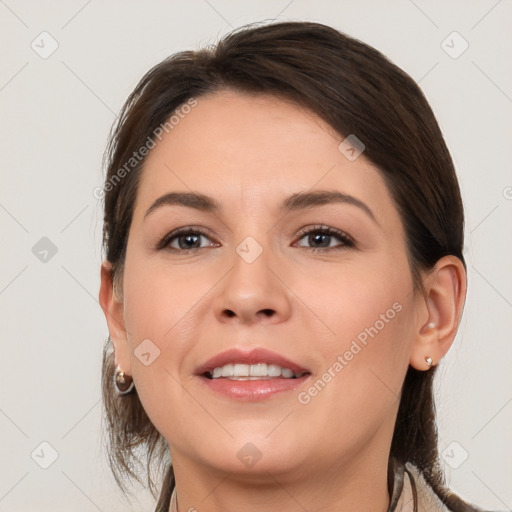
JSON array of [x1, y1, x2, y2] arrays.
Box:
[[100, 20, 468, 509]]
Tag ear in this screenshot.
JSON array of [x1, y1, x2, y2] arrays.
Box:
[[99, 261, 132, 375], [410, 255, 467, 371]]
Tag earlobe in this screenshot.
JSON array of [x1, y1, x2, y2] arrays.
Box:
[[409, 255, 467, 371], [99, 261, 132, 374]]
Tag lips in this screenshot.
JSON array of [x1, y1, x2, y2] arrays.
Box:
[[195, 347, 310, 377]]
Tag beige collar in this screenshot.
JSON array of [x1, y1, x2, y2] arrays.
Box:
[[394, 462, 451, 512], [169, 485, 177, 512]]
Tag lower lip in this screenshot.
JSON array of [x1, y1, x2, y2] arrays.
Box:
[[197, 374, 311, 401]]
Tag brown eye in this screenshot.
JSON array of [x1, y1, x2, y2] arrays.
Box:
[[157, 227, 218, 252], [173, 233, 204, 250], [295, 226, 354, 251]]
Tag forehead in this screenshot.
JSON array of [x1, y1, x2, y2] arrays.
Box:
[[132, 90, 400, 227]]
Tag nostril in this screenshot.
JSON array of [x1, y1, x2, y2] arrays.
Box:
[[260, 309, 275, 317]]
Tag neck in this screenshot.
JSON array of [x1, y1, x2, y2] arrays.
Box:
[[169, 445, 391, 512]]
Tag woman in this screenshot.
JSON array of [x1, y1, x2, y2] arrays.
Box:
[[98, 21, 486, 511]]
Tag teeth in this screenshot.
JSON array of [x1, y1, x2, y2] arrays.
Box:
[[208, 363, 303, 380]]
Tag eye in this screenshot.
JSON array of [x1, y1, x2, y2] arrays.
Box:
[[157, 225, 354, 254], [295, 225, 354, 251], [157, 227, 219, 253]]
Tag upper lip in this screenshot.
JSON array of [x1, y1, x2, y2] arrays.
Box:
[[195, 347, 310, 376]]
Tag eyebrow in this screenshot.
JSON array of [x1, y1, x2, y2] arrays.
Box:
[[144, 192, 219, 219], [144, 190, 377, 225], [282, 190, 377, 224]]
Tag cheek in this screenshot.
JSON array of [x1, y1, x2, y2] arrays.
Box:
[[122, 240, 215, 346], [293, 251, 414, 351], [293, 257, 415, 414], [120, 253, 222, 425]]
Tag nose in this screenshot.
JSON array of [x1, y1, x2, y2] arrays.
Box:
[[212, 239, 292, 326]]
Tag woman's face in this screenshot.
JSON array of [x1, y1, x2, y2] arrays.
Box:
[[112, 90, 425, 479]]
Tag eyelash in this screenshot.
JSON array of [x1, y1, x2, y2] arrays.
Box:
[[157, 225, 355, 254]]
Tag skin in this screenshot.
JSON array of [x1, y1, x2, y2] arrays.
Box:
[[100, 90, 466, 512]]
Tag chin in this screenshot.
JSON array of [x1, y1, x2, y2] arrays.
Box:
[[194, 433, 304, 476]]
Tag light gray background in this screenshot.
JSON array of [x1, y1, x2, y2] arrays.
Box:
[[1, 1, 511, 511]]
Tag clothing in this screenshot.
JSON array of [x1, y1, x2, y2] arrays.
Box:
[[155, 459, 486, 512], [390, 462, 485, 511]]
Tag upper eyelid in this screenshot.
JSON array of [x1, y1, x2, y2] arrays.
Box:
[[296, 224, 353, 240], [165, 225, 348, 239]]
